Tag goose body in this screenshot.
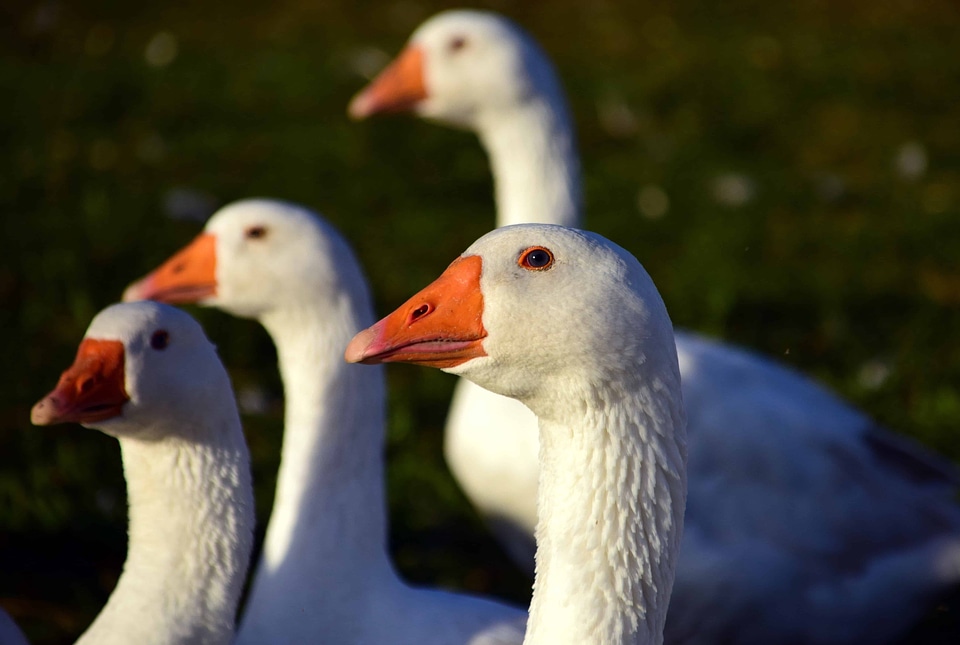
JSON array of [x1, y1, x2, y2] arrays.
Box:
[[30, 301, 254, 645], [348, 224, 687, 645], [351, 10, 960, 643], [0, 609, 27, 645], [123, 199, 526, 645]]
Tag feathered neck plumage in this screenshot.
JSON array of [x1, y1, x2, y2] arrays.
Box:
[[79, 424, 253, 645], [236, 282, 395, 642], [525, 367, 687, 645], [476, 87, 581, 229]]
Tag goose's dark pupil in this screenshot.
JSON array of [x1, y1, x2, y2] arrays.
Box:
[[529, 251, 548, 266], [151, 330, 169, 350]]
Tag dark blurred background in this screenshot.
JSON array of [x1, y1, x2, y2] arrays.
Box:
[[1, 0, 959, 642]]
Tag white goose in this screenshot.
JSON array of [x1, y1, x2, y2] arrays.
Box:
[[347, 224, 687, 645], [29, 301, 254, 645], [350, 10, 960, 643], [0, 609, 27, 645], [123, 199, 527, 645]]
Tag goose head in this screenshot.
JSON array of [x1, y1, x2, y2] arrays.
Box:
[[31, 301, 233, 442], [346, 224, 676, 419], [122, 199, 366, 322], [349, 9, 564, 130]]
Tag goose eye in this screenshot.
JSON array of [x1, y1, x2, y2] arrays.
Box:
[[518, 246, 554, 271], [449, 36, 467, 52], [150, 330, 170, 351], [245, 225, 267, 240]]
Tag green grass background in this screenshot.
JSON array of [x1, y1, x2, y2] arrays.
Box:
[[1, 0, 959, 642]]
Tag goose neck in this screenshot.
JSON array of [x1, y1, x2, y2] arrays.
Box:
[[476, 95, 581, 228], [258, 302, 392, 573], [78, 430, 253, 645], [525, 384, 686, 645]]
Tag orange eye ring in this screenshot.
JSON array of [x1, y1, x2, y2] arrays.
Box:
[[518, 246, 554, 271]]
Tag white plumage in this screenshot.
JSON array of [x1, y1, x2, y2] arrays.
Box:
[[347, 224, 688, 645], [123, 199, 527, 645], [30, 301, 255, 645], [350, 11, 960, 643], [0, 608, 28, 645]]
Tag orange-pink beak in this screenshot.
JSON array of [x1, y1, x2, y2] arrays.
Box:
[[122, 233, 217, 304], [345, 255, 487, 369], [348, 45, 428, 119], [31, 338, 129, 426]]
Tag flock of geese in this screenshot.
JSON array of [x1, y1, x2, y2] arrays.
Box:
[[8, 9, 960, 645]]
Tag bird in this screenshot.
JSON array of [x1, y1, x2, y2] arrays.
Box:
[[30, 301, 255, 645], [347, 223, 688, 645], [123, 198, 527, 645], [349, 9, 960, 643], [0, 608, 28, 645]]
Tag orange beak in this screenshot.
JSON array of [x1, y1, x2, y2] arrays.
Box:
[[345, 255, 487, 369], [122, 233, 217, 304], [348, 45, 428, 119], [31, 338, 129, 426]]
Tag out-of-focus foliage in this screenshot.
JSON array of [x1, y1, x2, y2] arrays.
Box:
[[0, 0, 958, 642]]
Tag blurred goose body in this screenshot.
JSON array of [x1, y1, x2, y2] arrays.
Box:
[[123, 199, 526, 645], [30, 302, 255, 645], [0, 609, 28, 645], [350, 10, 960, 644], [347, 224, 688, 645]]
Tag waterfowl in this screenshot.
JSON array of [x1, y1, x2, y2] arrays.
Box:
[[0, 608, 28, 645], [349, 11, 960, 643], [347, 224, 687, 645], [123, 199, 527, 645], [30, 301, 255, 645]]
